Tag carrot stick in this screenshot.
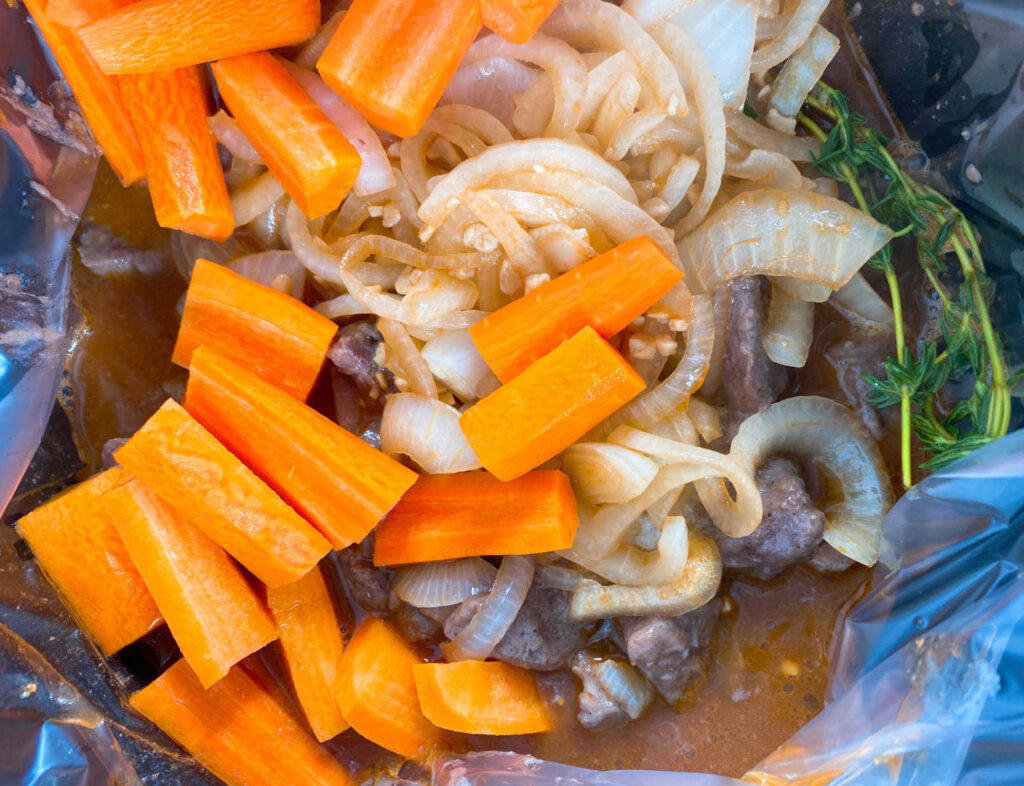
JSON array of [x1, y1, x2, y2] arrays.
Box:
[[373, 471, 577, 566], [316, 0, 481, 138], [106, 478, 277, 688], [130, 659, 355, 786], [45, 0, 138, 28], [15, 467, 162, 655], [77, 0, 320, 75], [22, 0, 145, 186], [337, 617, 442, 760], [414, 660, 553, 735], [172, 259, 337, 401], [460, 326, 646, 481], [119, 67, 233, 241], [266, 565, 349, 742], [470, 235, 683, 382], [211, 53, 361, 220], [185, 346, 416, 550], [481, 0, 563, 45], [114, 399, 330, 588]]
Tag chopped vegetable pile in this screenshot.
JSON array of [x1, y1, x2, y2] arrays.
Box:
[[15, 0, 1017, 782]]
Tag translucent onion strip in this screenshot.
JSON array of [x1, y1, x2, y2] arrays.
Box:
[[730, 396, 894, 566], [577, 513, 690, 587], [462, 33, 587, 137], [725, 109, 818, 162], [609, 427, 763, 538], [380, 392, 480, 473], [676, 188, 893, 294], [592, 659, 654, 719], [420, 329, 500, 402], [226, 251, 305, 299], [392, 558, 497, 608], [570, 530, 721, 620], [750, 0, 831, 73], [209, 110, 261, 164], [231, 171, 286, 227], [763, 284, 814, 368], [441, 556, 534, 661], [445, 57, 540, 130], [829, 272, 894, 332], [378, 318, 437, 398], [671, 0, 757, 110], [562, 443, 659, 506], [768, 24, 839, 119]]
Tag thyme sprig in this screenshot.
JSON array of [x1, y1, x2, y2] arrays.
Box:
[[797, 84, 1015, 485]]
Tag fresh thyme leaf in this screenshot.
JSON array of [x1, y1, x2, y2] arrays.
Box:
[[800, 82, 1017, 485]]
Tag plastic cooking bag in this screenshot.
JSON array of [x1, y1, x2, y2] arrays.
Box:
[[2, 0, 1024, 784]]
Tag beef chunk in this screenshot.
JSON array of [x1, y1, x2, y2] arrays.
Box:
[[619, 598, 721, 704], [808, 542, 854, 574], [389, 599, 453, 643], [328, 321, 394, 401], [695, 458, 826, 580], [336, 539, 391, 613], [722, 276, 787, 429], [444, 585, 590, 671], [572, 652, 630, 731]]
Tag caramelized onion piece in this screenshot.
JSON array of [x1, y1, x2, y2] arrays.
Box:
[[392, 558, 497, 608]]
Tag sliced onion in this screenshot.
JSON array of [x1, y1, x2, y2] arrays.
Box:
[[513, 72, 556, 139], [750, 0, 831, 73], [724, 149, 804, 192], [763, 283, 814, 368], [433, 104, 514, 147], [421, 329, 499, 402], [293, 8, 345, 69], [623, 0, 696, 27], [725, 109, 818, 162], [226, 251, 305, 299], [445, 57, 540, 130], [580, 51, 641, 130], [380, 392, 480, 473], [686, 397, 722, 443], [590, 72, 642, 153], [593, 659, 654, 719], [562, 443, 659, 506], [418, 139, 637, 230], [170, 231, 250, 278], [543, 0, 687, 116], [648, 22, 725, 235], [609, 426, 763, 538], [442, 555, 535, 661], [462, 33, 587, 137], [536, 563, 586, 591], [699, 286, 731, 397], [670, 0, 757, 110], [769, 25, 839, 119], [378, 318, 437, 398], [529, 224, 596, 272], [829, 272, 893, 332], [209, 110, 261, 164], [281, 61, 395, 197], [579, 513, 690, 586], [392, 558, 497, 608], [730, 396, 894, 566], [676, 188, 894, 294], [461, 190, 546, 277], [611, 292, 714, 431], [570, 530, 721, 620]]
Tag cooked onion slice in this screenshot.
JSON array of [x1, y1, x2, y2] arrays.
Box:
[[441, 555, 534, 661], [445, 57, 540, 130], [676, 188, 893, 294], [226, 251, 305, 299], [577, 513, 690, 586], [609, 426, 763, 538], [750, 0, 831, 73], [768, 24, 839, 119], [570, 530, 721, 619], [829, 272, 893, 332], [730, 396, 894, 566], [670, 0, 757, 109], [209, 110, 261, 164], [562, 443, 660, 506], [231, 171, 286, 227], [392, 558, 497, 608], [378, 318, 437, 398], [725, 109, 819, 162], [593, 659, 654, 719], [763, 283, 813, 368], [380, 393, 480, 473], [421, 329, 499, 402]]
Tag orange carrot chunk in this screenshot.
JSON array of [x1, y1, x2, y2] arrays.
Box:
[[173, 259, 337, 401], [317, 0, 481, 138], [414, 660, 553, 735], [114, 399, 330, 588], [373, 471, 577, 566], [22, 0, 145, 186], [481, 0, 562, 45], [211, 53, 361, 220], [130, 659, 355, 786], [460, 326, 646, 481], [120, 67, 233, 241], [45, 0, 138, 29], [267, 565, 349, 742], [470, 236, 684, 382], [186, 346, 416, 550], [106, 479, 277, 688], [337, 617, 442, 760], [77, 0, 320, 75], [15, 467, 162, 655]]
